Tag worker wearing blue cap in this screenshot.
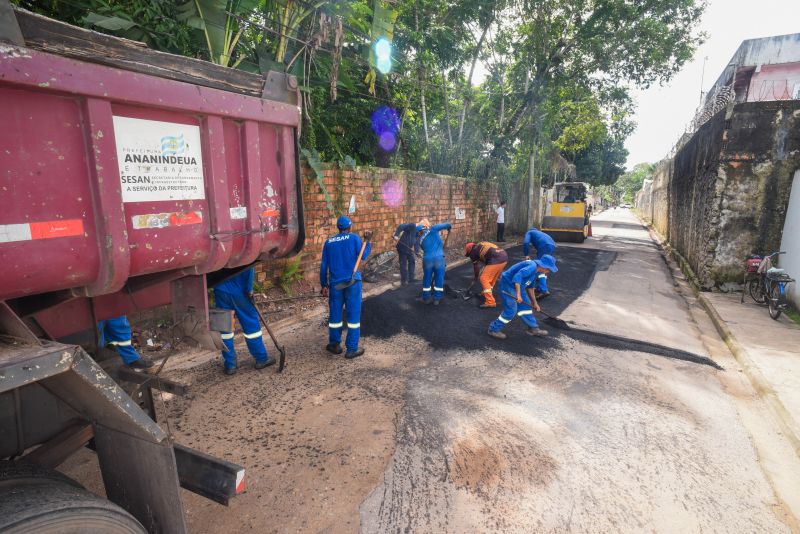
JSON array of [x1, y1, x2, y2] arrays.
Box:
[[523, 228, 557, 295], [488, 255, 558, 339], [320, 216, 372, 358], [416, 220, 452, 305]]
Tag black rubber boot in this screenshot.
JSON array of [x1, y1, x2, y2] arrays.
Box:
[[224, 366, 237, 376], [127, 359, 156, 372], [345, 348, 365, 359], [326, 343, 343, 355], [254, 358, 276, 369]]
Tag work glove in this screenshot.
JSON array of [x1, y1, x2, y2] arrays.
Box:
[[364, 231, 373, 241], [524, 256, 531, 261], [321, 286, 329, 297], [393, 235, 400, 242]]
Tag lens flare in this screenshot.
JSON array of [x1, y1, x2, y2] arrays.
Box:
[[371, 106, 400, 152], [379, 131, 396, 151], [375, 38, 392, 74], [381, 179, 403, 207]]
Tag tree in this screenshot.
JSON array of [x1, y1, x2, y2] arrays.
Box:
[[616, 162, 655, 203], [485, 0, 706, 168]]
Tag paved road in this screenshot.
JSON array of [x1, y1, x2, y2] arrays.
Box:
[[357, 208, 789, 533], [60, 209, 794, 533]]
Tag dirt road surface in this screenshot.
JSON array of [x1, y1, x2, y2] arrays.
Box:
[[61, 208, 795, 533]]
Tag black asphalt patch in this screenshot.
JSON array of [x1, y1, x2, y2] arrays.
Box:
[[361, 246, 611, 358], [361, 244, 721, 368]]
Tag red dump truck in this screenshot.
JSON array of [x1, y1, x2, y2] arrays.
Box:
[[0, 4, 303, 532]]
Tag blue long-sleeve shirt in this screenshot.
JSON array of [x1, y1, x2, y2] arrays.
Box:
[[523, 228, 555, 256], [215, 267, 254, 295], [320, 232, 372, 287], [419, 222, 451, 260], [499, 260, 539, 290], [394, 223, 420, 255]]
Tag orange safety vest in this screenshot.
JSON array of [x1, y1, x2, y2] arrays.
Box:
[[475, 241, 500, 262]]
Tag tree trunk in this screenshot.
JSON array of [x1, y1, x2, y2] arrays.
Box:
[[415, 1, 429, 148], [442, 68, 453, 146], [457, 18, 492, 144]]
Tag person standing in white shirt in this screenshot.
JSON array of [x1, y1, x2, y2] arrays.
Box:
[[496, 201, 506, 242]]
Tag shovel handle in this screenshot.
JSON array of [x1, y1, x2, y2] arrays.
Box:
[[350, 234, 370, 278], [250, 295, 286, 372]]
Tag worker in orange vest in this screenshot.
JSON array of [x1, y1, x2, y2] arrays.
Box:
[[465, 241, 509, 308]]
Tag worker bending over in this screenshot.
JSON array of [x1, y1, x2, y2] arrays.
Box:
[[393, 222, 420, 285], [320, 216, 372, 359], [465, 241, 508, 308], [523, 227, 556, 295], [97, 316, 154, 371], [213, 267, 274, 375], [417, 221, 451, 305], [487, 255, 558, 339]]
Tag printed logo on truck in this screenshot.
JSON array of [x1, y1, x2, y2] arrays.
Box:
[[112, 116, 206, 203], [160, 134, 186, 156]]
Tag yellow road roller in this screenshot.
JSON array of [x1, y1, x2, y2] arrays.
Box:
[[542, 182, 590, 242]]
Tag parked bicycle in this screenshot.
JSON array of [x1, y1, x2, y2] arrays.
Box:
[[741, 251, 795, 320]]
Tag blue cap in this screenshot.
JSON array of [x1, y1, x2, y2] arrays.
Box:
[[536, 254, 558, 273], [416, 224, 425, 233], [337, 216, 352, 230]]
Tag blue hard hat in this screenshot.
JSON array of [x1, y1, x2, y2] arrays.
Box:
[[416, 224, 425, 233], [337, 216, 352, 230], [536, 254, 558, 273]]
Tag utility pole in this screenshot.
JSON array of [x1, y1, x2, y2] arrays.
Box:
[[699, 55, 709, 106]]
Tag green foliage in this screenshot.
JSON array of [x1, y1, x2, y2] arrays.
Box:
[[616, 162, 656, 203], [29, 0, 707, 189], [300, 148, 336, 215], [278, 254, 304, 296]]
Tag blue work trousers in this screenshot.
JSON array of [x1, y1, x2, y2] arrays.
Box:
[[489, 283, 539, 332], [98, 316, 141, 365], [421, 257, 446, 301], [535, 246, 555, 292], [398, 249, 416, 284], [328, 280, 363, 352], [214, 290, 268, 370]]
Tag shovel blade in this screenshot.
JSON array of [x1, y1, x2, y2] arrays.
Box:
[[334, 278, 356, 291]]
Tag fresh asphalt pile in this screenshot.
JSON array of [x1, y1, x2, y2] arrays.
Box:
[[362, 245, 721, 368]]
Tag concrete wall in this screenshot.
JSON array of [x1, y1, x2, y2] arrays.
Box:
[[256, 166, 499, 284], [779, 170, 800, 308], [636, 100, 800, 290]]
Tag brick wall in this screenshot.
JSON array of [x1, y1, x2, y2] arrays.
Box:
[[255, 166, 500, 286]]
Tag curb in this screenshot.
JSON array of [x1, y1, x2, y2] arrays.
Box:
[[637, 215, 800, 458], [696, 292, 800, 457]]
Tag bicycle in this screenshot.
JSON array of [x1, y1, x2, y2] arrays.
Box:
[[741, 251, 795, 320]]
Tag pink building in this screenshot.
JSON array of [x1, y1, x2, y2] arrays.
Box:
[[706, 33, 800, 104]]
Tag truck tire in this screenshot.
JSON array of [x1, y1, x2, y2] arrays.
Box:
[[0, 462, 146, 534]]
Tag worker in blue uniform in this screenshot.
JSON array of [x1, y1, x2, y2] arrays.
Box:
[[213, 267, 274, 375], [393, 222, 421, 285], [417, 221, 452, 305], [523, 227, 557, 295], [487, 255, 558, 339], [98, 316, 154, 371], [320, 216, 372, 359]]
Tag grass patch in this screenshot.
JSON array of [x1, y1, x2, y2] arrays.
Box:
[[785, 305, 800, 327]]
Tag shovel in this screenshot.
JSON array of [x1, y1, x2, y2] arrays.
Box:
[[500, 291, 571, 330], [250, 295, 287, 372], [334, 233, 371, 291]]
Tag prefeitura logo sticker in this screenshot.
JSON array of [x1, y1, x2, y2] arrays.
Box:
[[113, 116, 206, 203]]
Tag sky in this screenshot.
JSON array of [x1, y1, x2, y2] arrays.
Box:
[[624, 0, 800, 168]]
